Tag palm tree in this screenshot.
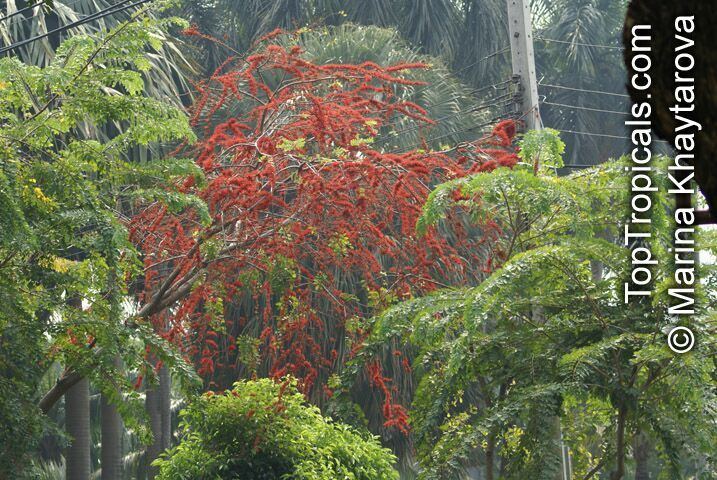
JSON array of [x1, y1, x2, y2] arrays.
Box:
[[177, 0, 511, 90], [291, 24, 503, 151], [143, 358, 172, 478], [1, 0, 193, 102], [66, 378, 91, 480], [143, 385, 161, 480], [533, 0, 635, 164], [100, 357, 123, 480]]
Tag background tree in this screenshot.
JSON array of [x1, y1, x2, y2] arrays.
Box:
[[535, 0, 633, 164], [175, 0, 643, 165], [174, 0, 508, 82], [0, 0, 192, 102]]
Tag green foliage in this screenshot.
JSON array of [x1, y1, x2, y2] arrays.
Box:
[[341, 147, 717, 478], [518, 128, 565, 170], [0, 12, 198, 476], [154, 378, 399, 480], [417, 160, 615, 247]]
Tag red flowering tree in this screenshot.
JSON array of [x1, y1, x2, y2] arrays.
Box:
[[130, 30, 518, 433]]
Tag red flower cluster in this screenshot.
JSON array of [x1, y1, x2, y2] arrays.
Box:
[[130, 35, 518, 432]]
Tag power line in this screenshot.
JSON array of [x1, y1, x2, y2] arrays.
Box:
[[536, 36, 623, 51], [387, 108, 526, 155], [559, 164, 603, 169], [557, 128, 671, 144], [0, 0, 149, 55], [406, 46, 510, 100], [0, 0, 93, 28], [557, 129, 628, 140], [0, 0, 134, 54], [0, 0, 44, 23], [381, 101, 517, 151], [542, 100, 628, 116], [362, 47, 512, 145], [539, 82, 630, 99], [470, 78, 513, 97], [399, 78, 513, 119], [389, 103, 541, 154]]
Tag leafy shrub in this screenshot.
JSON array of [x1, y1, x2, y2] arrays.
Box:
[[154, 378, 399, 479]]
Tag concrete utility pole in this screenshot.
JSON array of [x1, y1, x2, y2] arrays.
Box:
[[506, 8, 569, 478], [506, 0, 541, 130]]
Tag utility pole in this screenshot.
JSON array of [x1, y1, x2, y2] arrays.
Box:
[[506, 7, 566, 478], [506, 0, 541, 130]]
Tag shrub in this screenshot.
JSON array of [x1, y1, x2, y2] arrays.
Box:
[[154, 378, 399, 479]]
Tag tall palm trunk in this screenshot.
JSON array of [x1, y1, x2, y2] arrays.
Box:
[[145, 384, 162, 480], [66, 294, 91, 480], [145, 311, 172, 479], [66, 377, 91, 480], [554, 417, 566, 480], [101, 357, 123, 480], [144, 365, 172, 479], [159, 364, 172, 451]]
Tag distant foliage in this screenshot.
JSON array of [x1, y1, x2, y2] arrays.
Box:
[[517, 128, 565, 171], [153, 378, 399, 480]]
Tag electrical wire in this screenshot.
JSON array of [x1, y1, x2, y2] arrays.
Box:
[[382, 103, 517, 152], [0, 0, 133, 54], [0, 0, 149, 55], [536, 36, 623, 51], [406, 46, 510, 101], [395, 79, 513, 119], [387, 110, 520, 154], [0, 0, 45, 23], [558, 164, 602, 169], [386, 102, 540, 155], [0, 0, 96, 28], [557, 128, 672, 144], [542, 100, 628, 116], [556, 129, 628, 140], [539, 82, 630, 99]]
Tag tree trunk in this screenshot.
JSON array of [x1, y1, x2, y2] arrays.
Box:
[[101, 357, 123, 480], [610, 405, 628, 480], [144, 364, 171, 479], [145, 385, 162, 480], [554, 417, 565, 480], [66, 377, 91, 480], [633, 429, 651, 480], [159, 364, 172, 451], [485, 434, 495, 480]]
